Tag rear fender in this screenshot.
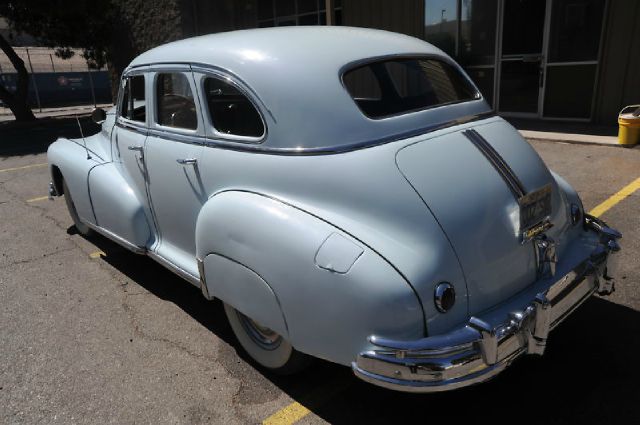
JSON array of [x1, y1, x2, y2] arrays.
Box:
[[195, 191, 424, 365]]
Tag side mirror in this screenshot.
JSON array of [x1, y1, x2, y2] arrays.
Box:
[[91, 107, 107, 124]]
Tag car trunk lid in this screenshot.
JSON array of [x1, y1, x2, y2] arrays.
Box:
[[396, 119, 563, 315]]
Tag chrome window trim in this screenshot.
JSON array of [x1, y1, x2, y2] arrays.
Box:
[[190, 63, 275, 124], [195, 71, 267, 144], [151, 69, 204, 136], [178, 111, 495, 155], [119, 61, 491, 155], [116, 119, 148, 136], [147, 127, 205, 146], [116, 120, 204, 147], [117, 72, 149, 127]]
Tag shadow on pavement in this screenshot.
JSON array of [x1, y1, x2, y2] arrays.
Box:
[[83, 230, 639, 424], [0, 116, 100, 157]]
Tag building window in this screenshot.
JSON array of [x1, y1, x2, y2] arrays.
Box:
[[424, 0, 458, 57], [257, 0, 342, 27]]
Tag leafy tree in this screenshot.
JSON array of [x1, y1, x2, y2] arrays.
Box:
[[0, 0, 115, 121]]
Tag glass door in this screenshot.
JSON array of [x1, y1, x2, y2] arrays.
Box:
[[459, 0, 499, 108], [497, 0, 547, 116], [542, 0, 606, 120]]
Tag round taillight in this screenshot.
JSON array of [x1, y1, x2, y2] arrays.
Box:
[[434, 282, 456, 313]]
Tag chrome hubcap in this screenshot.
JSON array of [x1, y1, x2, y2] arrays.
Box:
[[238, 312, 282, 350]]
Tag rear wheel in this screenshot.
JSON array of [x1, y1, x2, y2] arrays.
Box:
[[62, 178, 93, 237], [223, 302, 311, 375]]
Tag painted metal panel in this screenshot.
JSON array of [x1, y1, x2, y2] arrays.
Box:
[[88, 163, 152, 248], [145, 133, 204, 277], [203, 253, 289, 337], [47, 138, 100, 225], [196, 191, 425, 365]]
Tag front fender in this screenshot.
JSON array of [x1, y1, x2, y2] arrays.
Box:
[[195, 191, 424, 366], [88, 162, 152, 248], [47, 138, 101, 225]]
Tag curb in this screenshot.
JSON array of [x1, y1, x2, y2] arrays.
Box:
[[519, 130, 635, 148]]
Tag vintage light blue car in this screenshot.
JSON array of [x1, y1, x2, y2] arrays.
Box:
[[47, 27, 621, 392]]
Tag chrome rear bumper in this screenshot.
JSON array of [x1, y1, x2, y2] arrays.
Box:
[[352, 215, 621, 393]]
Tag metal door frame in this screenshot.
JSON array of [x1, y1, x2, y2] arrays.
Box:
[[495, 0, 551, 118], [495, 0, 607, 121], [540, 0, 609, 122]]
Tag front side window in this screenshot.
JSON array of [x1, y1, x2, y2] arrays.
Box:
[[343, 58, 479, 119], [204, 77, 264, 138], [119, 75, 146, 122], [156, 73, 198, 130]]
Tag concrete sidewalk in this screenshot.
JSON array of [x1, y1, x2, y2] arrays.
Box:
[[519, 129, 621, 147], [508, 117, 630, 148], [0, 103, 113, 122]]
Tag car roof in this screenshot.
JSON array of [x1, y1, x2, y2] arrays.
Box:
[[127, 27, 490, 153], [129, 26, 442, 70]]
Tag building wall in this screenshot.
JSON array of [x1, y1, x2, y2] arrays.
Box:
[[105, 0, 185, 97], [181, 0, 258, 37], [101, 0, 638, 124], [342, 0, 424, 38], [595, 0, 640, 124]]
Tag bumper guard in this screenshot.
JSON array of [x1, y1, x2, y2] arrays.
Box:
[[352, 215, 621, 393]]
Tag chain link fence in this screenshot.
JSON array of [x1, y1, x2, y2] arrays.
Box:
[[0, 47, 112, 112]]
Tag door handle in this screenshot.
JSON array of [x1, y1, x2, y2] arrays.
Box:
[[176, 158, 197, 165], [128, 145, 143, 152]]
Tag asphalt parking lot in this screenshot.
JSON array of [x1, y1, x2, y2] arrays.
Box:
[[1, 121, 639, 424]]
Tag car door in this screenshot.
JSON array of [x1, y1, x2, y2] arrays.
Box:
[[144, 66, 205, 278], [110, 69, 157, 246]]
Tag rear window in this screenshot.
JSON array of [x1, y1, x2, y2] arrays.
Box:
[[343, 58, 479, 119]]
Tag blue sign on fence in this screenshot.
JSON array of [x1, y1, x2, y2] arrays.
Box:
[[0, 71, 112, 107]]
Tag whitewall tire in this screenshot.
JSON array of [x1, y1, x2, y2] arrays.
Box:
[[223, 302, 311, 375]]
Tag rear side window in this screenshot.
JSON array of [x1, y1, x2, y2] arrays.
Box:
[[119, 75, 146, 122], [343, 58, 479, 119], [156, 73, 198, 130], [204, 77, 264, 138]]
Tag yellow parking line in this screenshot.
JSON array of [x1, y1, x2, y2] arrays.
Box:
[[89, 251, 106, 259], [263, 402, 311, 425], [26, 196, 49, 203], [589, 177, 640, 218], [0, 163, 47, 173], [262, 379, 351, 425]]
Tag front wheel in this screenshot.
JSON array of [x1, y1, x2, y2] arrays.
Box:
[[223, 302, 311, 375]]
